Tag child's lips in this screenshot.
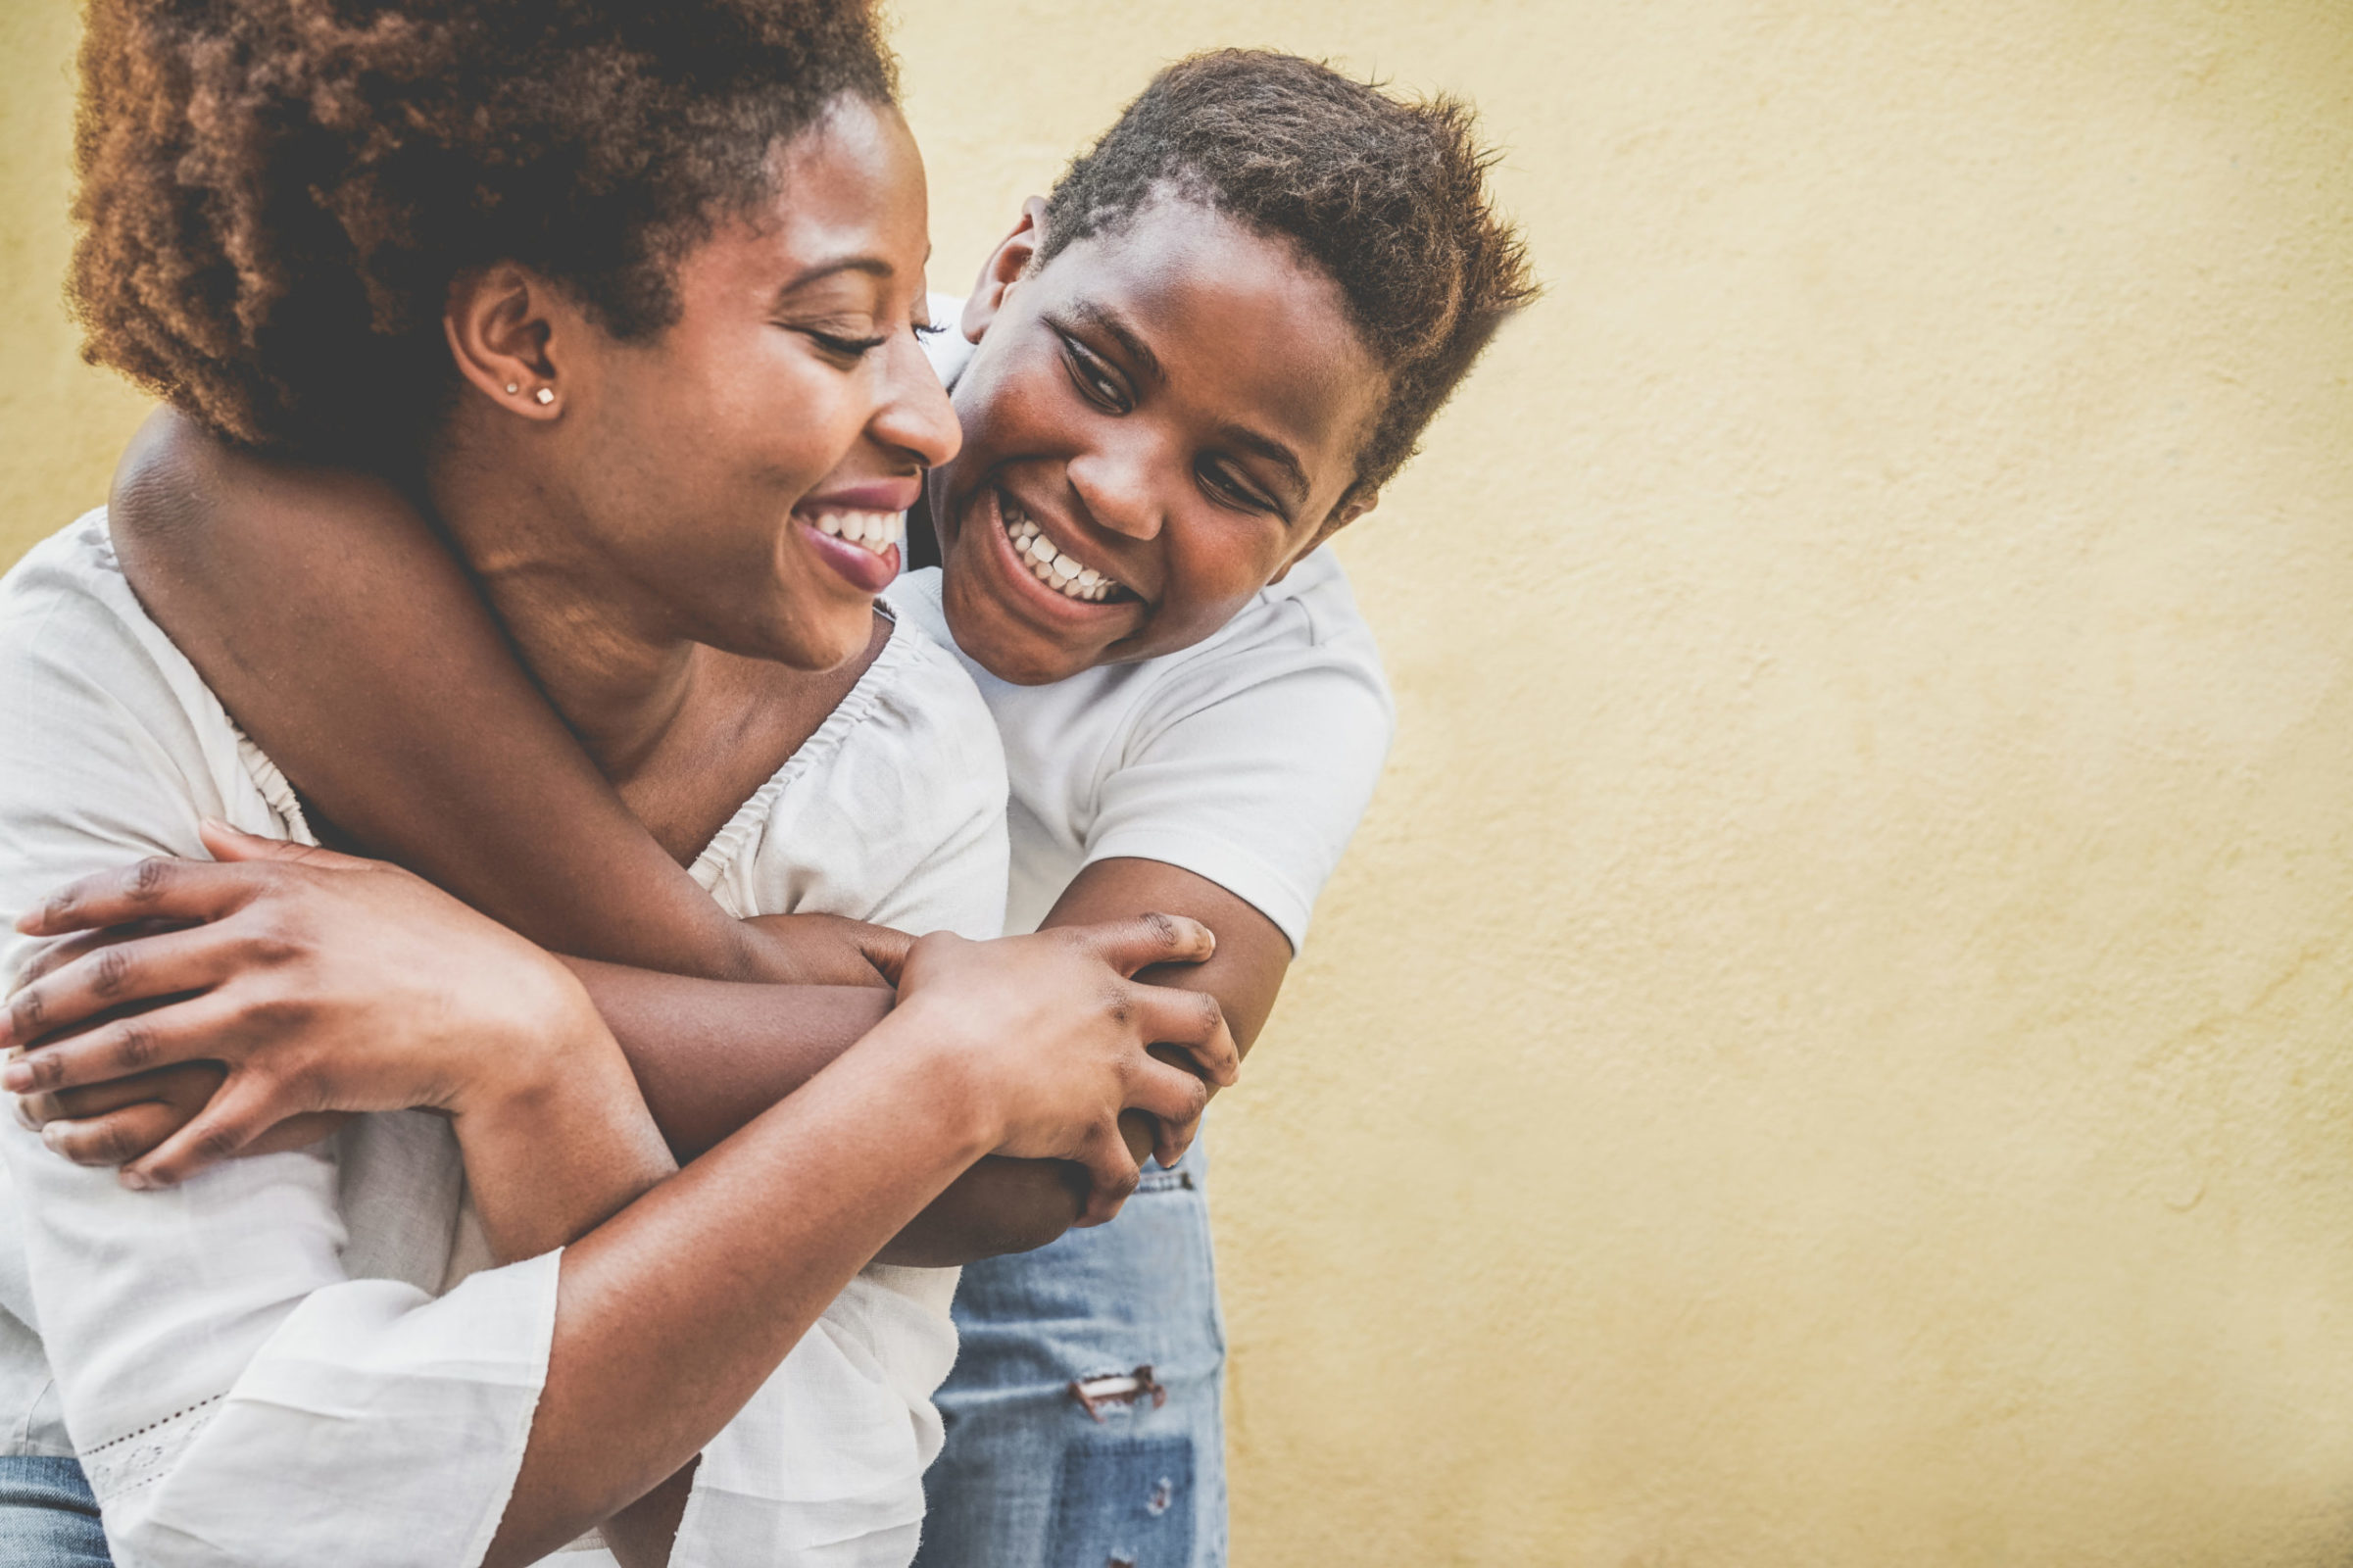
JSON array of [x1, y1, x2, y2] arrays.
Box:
[[990, 488, 1137, 608]]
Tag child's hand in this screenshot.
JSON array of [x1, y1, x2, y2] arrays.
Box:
[[737, 912, 911, 989], [15, 1059, 349, 1168], [886, 915, 1241, 1225], [2, 820, 606, 1189]]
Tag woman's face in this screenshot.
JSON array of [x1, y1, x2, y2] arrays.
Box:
[[929, 198, 1386, 686], [532, 95, 956, 671]]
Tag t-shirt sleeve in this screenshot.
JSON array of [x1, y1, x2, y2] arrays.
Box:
[[0, 531, 560, 1568], [1083, 620, 1395, 953]]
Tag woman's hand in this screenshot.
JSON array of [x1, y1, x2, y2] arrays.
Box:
[[884, 914, 1241, 1226], [1, 819, 608, 1188]]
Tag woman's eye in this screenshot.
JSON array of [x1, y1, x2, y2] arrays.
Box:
[[807, 329, 888, 360]]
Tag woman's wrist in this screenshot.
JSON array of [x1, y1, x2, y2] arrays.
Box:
[[855, 996, 1006, 1162], [451, 991, 673, 1262], [446, 962, 624, 1118]]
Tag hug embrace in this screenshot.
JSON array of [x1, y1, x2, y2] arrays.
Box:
[[0, 3, 1533, 1565]]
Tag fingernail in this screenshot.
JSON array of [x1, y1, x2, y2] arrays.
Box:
[[2, 1063, 30, 1093], [119, 1169, 153, 1192], [39, 1123, 66, 1152], [15, 1100, 36, 1131]]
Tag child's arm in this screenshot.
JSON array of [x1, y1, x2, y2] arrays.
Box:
[[110, 409, 854, 985], [1044, 859, 1294, 1055], [100, 413, 1092, 1258]]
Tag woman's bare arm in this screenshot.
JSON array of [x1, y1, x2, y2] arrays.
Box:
[[4, 843, 1236, 1565]]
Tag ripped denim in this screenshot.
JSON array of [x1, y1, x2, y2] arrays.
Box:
[[914, 1140, 1225, 1568]]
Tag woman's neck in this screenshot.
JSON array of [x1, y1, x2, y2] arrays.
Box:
[[422, 443, 700, 787]]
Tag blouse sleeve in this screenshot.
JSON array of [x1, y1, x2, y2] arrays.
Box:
[[0, 524, 563, 1568]]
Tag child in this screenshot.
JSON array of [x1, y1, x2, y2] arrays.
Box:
[[61, 48, 1536, 1567]]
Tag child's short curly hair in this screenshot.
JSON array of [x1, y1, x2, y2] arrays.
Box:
[[70, 0, 896, 466], [1040, 49, 1540, 507]]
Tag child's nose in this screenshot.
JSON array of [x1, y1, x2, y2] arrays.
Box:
[[1065, 439, 1165, 543]]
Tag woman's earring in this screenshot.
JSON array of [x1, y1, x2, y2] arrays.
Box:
[[533, 387, 556, 406], [504, 381, 519, 395]]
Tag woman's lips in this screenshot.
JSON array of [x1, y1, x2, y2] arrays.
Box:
[[800, 519, 900, 593]]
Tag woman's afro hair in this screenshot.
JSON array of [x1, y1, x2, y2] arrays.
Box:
[[1039, 49, 1540, 506], [70, 0, 897, 467]]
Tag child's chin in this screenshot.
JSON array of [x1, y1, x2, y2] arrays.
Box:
[[974, 622, 1098, 687]]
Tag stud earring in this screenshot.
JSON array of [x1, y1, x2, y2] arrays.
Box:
[[504, 381, 518, 395], [533, 387, 555, 406]]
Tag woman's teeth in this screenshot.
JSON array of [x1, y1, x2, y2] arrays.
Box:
[[1003, 507, 1121, 603], [812, 510, 905, 558]]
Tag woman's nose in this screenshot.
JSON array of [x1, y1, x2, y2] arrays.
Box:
[[870, 333, 962, 470]]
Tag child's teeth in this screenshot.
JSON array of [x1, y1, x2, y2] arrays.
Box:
[[999, 498, 1125, 604]]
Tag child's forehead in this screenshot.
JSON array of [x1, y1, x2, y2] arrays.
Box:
[[1038, 201, 1384, 405]]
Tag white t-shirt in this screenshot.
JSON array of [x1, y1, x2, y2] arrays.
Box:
[[0, 513, 1009, 1568], [893, 306, 1396, 949]]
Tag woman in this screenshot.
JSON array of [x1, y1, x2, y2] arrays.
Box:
[[0, 4, 1235, 1564]]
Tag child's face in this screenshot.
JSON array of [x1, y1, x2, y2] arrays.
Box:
[[928, 197, 1385, 685]]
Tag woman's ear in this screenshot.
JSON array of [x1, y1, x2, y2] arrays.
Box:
[[960, 196, 1050, 345], [442, 266, 568, 420]]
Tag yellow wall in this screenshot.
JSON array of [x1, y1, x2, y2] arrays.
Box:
[[9, 2, 2353, 1563]]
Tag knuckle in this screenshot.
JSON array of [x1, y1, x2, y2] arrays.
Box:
[[11, 987, 46, 1038], [128, 858, 172, 902], [23, 1053, 64, 1092], [1141, 910, 1181, 949], [112, 1019, 158, 1071], [91, 945, 133, 1001], [243, 993, 311, 1036], [90, 1120, 134, 1167], [194, 1121, 245, 1162], [243, 924, 302, 968]]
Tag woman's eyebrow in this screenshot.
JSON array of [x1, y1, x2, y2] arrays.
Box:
[[770, 254, 894, 306]]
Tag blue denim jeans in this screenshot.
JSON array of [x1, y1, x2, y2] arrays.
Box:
[[0, 1457, 109, 1567], [915, 1142, 1225, 1568]]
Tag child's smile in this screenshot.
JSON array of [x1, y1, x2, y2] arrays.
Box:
[[931, 197, 1384, 687]]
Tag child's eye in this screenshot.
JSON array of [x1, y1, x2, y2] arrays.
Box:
[[1201, 463, 1277, 514], [1058, 334, 1131, 414]]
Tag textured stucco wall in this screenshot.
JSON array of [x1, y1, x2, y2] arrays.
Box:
[[8, 3, 2353, 1564]]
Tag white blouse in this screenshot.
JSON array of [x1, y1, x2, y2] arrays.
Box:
[[0, 512, 1011, 1567]]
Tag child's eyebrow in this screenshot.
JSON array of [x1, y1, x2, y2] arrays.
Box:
[[1217, 423, 1311, 506], [1066, 299, 1162, 384]]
